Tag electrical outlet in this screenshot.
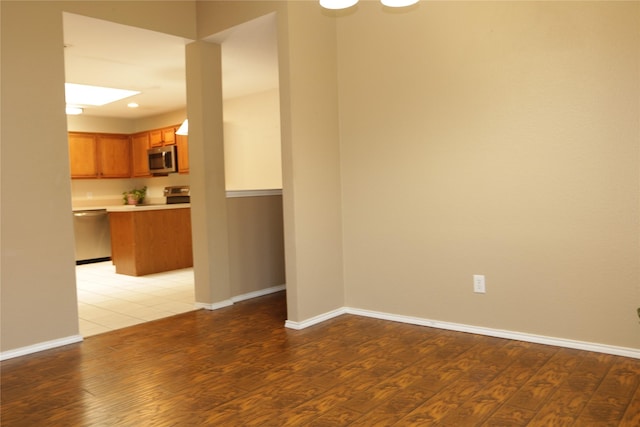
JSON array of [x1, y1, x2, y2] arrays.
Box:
[[473, 275, 486, 294]]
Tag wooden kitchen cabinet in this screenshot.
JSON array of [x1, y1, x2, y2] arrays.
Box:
[[131, 132, 151, 177], [69, 132, 130, 178], [162, 127, 176, 145], [149, 126, 177, 147], [176, 133, 189, 174], [69, 126, 182, 178], [69, 132, 99, 178], [97, 135, 131, 178], [109, 207, 193, 276], [149, 129, 163, 147]]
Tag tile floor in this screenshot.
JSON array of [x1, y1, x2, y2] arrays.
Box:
[[76, 261, 196, 337]]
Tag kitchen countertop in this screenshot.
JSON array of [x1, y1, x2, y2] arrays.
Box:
[[73, 204, 191, 213], [107, 203, 191, 212], [71, 189, 282, 212]]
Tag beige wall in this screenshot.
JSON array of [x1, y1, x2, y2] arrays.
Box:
[[67, 115, 136, 134], [337, 2, 640, 348], [224, 89, 282, 190], [273, 2, 346, 321], [227, 195, 285, 296], [198, 1, 346, 321], [1, 2, 80, 351], [67, 109, 187, 140], [70, 176, 192, 207], [132, 109, 187, 134], [184, 40, 232, 306], [2, 0, 638, 356]]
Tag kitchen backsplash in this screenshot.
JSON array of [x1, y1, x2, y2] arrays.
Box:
[[71, 175, 191, 208]]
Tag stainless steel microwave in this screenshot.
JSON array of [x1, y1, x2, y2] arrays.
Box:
[[148, 145, 177, 175]]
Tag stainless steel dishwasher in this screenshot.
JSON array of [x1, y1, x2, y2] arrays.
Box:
[[72, 209, 112, 264]]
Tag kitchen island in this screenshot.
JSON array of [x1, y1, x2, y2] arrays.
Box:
[[107, 204, 192, 276]]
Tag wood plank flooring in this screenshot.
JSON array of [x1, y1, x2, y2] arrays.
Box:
[[2, 291, 639, 426]]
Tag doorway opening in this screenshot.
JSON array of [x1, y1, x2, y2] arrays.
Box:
[[63, 11, 285, 337], [63, 12, 195, 336], [204, 12, 287, 310]]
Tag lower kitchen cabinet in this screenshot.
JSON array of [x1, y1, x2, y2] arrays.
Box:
[[108, 207, 192, 276]]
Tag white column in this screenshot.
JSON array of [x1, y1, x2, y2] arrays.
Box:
[[185, 40, 232, 307]]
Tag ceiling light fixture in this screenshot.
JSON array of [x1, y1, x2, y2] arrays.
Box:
[[320, 0, 358, 9], [380, 0, 419, 6], [65, 83, 140, 106], [127, 102, 139, 108], [320, 0, 418, 9], [176, 119, 188, 136]]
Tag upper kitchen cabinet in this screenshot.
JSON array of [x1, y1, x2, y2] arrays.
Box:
[[69, 132, 131, 179], [97, 135, 131, 177], [131, 132, 151, 177], [149, 126, 177, 147], [162, 127, 176, 145], [68, 132, 99, 178], [176, 133, 189, 174]]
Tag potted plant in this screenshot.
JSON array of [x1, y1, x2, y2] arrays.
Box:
[[122, 186, 147, 205]]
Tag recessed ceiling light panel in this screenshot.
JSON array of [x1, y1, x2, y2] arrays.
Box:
[[65, 83, 140, 106], [65, 106, 83, 115]]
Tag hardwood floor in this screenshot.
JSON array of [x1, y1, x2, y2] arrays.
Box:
[[2, 291, 639, 426]]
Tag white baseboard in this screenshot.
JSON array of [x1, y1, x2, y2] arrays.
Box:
[[195, 299, 234, 310], [0, 335, 83, 361], [287, 306, 640, 359], [196, 284, 286, 311], [231, 285, 286, 303], [285, 307, 347, 330]]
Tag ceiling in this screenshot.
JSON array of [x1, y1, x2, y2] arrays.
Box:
[[62, 13, 279, 119]]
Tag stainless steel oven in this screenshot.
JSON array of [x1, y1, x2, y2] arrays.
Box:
[[164, 186, 190, 204]]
